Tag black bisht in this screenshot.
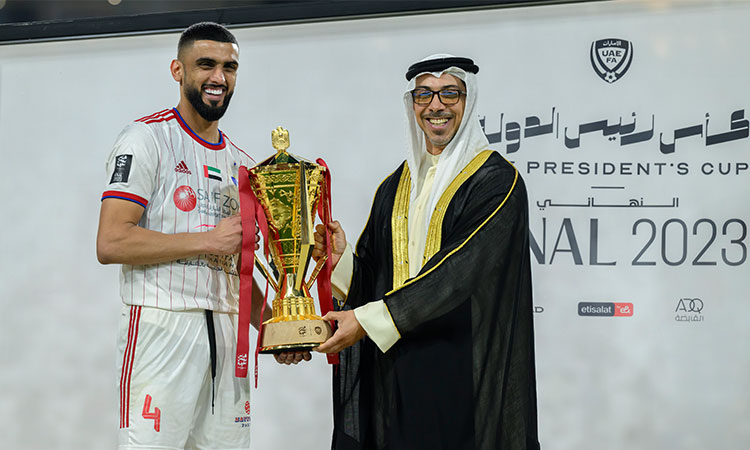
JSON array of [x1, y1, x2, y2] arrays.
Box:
[[332, 152, 541, 450]]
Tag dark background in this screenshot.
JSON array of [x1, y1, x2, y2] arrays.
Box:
[[0, 0, 581, 44]]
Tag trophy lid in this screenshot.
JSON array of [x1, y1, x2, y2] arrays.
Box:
[[251, 126, 322, 172], [256, 126, 299, 165]]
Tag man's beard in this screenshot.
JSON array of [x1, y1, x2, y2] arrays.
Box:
[[185, 85, 233, 122]]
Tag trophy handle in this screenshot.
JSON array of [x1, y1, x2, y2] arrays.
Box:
[[254, 254, 279, 292], [305, 253, 329, 291], [295, 162, 314, 291]]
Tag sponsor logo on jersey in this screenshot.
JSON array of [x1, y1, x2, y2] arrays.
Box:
[[174, 161, 192, 174], [173, 185, 197, 212], [195, 188, 240, 218], [110, 154, 133, 184], [236, 400, 251, 427], [235, 415, 251, 428], [590, 38, 633, 83], [203, 165, 222, 181], [177, 253, 238, 276]]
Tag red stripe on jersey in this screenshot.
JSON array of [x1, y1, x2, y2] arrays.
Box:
[[172, 108, 226, 150], [162, 126, 186, 310], [121, 309, 134, 428], [143, 111, 176, 124], [102, 191, 148, 208], [135, 108, 171, 122], [155, 134, 166, 309], [120, 306, 141, 428], [127, 306, 142, 427], [135, 110, 160, 122], [119, 308, 134, 428]]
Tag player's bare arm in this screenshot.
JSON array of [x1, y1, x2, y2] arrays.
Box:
[[96, 197, 242, 265]]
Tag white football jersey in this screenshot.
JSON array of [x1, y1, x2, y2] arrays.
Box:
[[102, 108, 254, 312]]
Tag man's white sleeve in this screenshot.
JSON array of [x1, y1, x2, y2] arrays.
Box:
[[330, 243, 354, 300], [331, 244, 401, 352], [354, 300, 401, 353]]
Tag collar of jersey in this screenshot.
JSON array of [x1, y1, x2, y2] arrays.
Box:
[[172, 107, 226, 150]]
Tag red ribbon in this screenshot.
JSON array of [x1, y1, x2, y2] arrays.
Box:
[[237, 166, 270, 381], [316, 159, 339, 365]]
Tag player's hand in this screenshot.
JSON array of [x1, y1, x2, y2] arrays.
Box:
[[312, 221, 346, 268], [208, 215, 243, 255], [315, 310, 365, 353], [255, 226, 260, 251], [273, 351, 312, 365]]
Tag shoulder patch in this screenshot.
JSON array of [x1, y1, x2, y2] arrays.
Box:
[[110, 154, 133, 184]]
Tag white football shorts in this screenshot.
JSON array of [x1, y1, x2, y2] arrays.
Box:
[[117, 305, 252, 449]]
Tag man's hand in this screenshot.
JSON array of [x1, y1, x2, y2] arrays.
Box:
[[312, 221, 347, 268], [207, 215, 243, 255], [315, 310, 366, 353], [273, 351, 312, 365]]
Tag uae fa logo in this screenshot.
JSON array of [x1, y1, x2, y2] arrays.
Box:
[[590, 38, 633, 83]]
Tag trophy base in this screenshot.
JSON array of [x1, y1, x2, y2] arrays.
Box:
[[259, 319, 332, 354]]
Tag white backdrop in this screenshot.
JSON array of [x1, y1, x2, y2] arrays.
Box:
[[0, 1, 747, 449]]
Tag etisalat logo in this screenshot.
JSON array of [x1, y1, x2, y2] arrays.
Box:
[[675, 297, 704, 323], [578, 302, 633, 317], [590, 38, 633, 83]]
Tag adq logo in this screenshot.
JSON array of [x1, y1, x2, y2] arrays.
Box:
[[590, 38, 633, 83], [675, 297, 704, 323]]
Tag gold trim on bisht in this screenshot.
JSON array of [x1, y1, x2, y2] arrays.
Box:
[[391, 164, 412, 290], [386, 152, 518, 296], [423, 150, 493, 262], [389, 150, 493, 292]]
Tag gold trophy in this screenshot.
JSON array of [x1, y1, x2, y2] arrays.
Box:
[[247, 127, 333, 353]]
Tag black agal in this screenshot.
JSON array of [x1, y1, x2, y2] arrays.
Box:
[[405, 56, 479, 81]]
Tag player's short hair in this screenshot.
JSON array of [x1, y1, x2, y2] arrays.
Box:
[[177, 22, 238, 58]]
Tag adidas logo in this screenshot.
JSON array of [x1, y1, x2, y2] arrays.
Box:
[[174, 161, 192, 174]]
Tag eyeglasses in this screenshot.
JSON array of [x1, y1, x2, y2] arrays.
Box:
[[411, 87, 466, 106]]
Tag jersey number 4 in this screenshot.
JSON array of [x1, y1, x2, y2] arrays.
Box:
[[142, 394, 161, 432]]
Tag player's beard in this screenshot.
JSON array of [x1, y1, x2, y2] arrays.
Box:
[[185, 84, 233, 122]]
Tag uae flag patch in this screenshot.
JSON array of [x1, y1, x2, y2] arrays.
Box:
[[203, 165, 222, 181]]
